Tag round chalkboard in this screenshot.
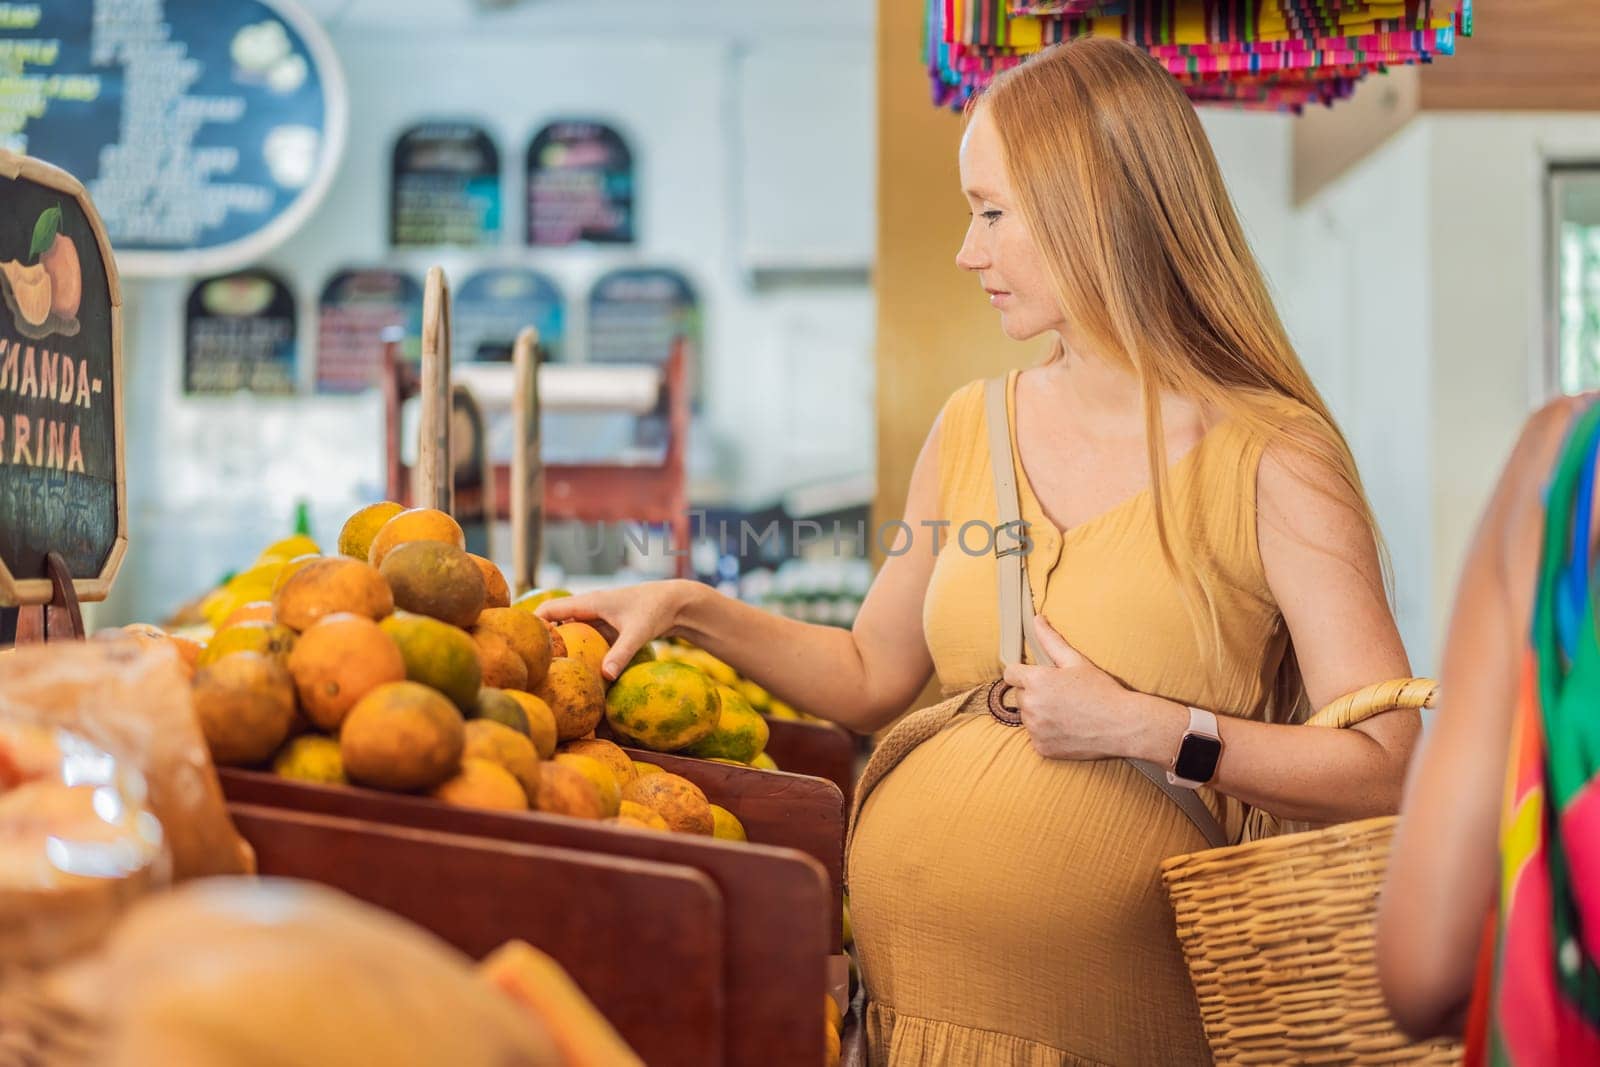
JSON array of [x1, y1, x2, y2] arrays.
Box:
[[0, 0, 347, 278], [0, 152, 124, 606]]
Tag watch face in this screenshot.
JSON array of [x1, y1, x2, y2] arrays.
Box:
[[1174, 734, 1223, 782]]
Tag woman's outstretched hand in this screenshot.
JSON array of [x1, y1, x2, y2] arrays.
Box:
[[535, 579, 700, 681], [1002, 615, 1162, 761]]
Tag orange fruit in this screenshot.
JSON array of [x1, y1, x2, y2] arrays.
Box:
[[710, 804, 747, 842], [463, 719, 541, 802], [274, 557, 393, 632], [620, 772, 714, 835], [533, 658, 605, 742], [511, 588, 571, 613], [559, 738, 635, 787], [340, 680, 464, 792], [192, 652, 297, 767], [287, 613, 407, 731], [378, 540, 486, 629], [218, 600, 275, 630], [338, 501, 405, 560], [554, 622, 609, 679], [367, 507, 465, 567], [379, 613, 483, 713], [431, 757, 528, 811], [470, 555, 511, 609], [197, 620, 297, 668], [169, 635, 204, 680], [533, 760, 606, 820], [504, 691, 559, 759], [552, 753, 621, 817], [270, 554, 323, 597], [615, 800, 670, 831], [545, 621, 567, 659], [473, 629, 529, 691], [474, 608, 553, 688]]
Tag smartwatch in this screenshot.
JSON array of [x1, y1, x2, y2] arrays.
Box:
[[1167, 707, 1223, 789]]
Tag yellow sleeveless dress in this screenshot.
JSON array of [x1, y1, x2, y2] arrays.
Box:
[[847, 371, 1292, 1065]]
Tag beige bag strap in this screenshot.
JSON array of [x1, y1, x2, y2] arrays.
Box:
[[982, 377, 1229, 850]]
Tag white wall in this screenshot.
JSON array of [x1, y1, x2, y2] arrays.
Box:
[[98, 0, 877, 626], [1283, 111, 1600, 674], [1427, 115, 1600, 631], [1281, 125, 1435, 671]]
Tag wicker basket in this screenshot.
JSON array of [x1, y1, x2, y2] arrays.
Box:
[[1159, 678, 1462, 1066]]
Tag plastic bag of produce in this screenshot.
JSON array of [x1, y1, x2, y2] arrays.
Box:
[[35, 878, 561, 1066], [0, 640, 253, 881], [0, 721, 165, 968]]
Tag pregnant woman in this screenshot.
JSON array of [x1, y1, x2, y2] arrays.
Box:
[[543, 37, 1418, 1065]]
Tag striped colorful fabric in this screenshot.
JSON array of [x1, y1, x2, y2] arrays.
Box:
[[930, 0, 1470, 112], [1474, 402, 1600, 1064]]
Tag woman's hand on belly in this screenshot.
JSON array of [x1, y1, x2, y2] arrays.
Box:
[[1002, 615, 1184, 761]]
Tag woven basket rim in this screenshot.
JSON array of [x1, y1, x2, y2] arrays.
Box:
[[1159, 814, 1399, 879]]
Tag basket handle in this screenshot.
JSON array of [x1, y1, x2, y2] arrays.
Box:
[[1301, 677, 1437, 730]]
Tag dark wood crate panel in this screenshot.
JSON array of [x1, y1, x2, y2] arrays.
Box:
[[619, 749, 846, 951], [220, 772, 830, 1067], [229, 803, 725, 1067], [763, 718, 860, 808]]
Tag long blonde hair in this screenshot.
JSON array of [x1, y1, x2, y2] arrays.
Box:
[[978, 38, 1385, 720]]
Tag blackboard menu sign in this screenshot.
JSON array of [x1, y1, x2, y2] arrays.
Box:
[[588, 268, 700, 366], [526, 121, 635, 247], [316, 268, 422, 392], [0, 153, 124, 605], [0, 0, 346, 278], [456, 269, 564, 363], [185, 270, 297, 395], [391, 123, 502, 247]]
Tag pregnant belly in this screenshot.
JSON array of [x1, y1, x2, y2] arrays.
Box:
[[846, 714, 1209, 1056]]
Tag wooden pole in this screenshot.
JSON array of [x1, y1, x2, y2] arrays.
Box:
[[511, 327, 543, 594], [419, 267, 453, 515]]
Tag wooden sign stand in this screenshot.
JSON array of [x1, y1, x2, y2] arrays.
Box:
[[0, 152, 126, 639], [12, 551, 85, 643], [417, 266, 452, 515], [510, 326, 543, 594]]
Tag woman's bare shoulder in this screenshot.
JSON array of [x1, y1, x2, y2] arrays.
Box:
[[1480, 394, 1600, 607]]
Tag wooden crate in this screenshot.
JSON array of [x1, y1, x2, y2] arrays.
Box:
[[220, 771, 831, 1066], [229, 803, 724, 1066], [617, 748, 846, 952], [762, 717, 860, 808]]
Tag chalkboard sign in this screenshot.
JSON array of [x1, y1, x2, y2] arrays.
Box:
[[455, 269, 564, 364], [392, 123, 502, 248], [588, 267, 700, 366], [526, 121, 635, 247], [184, 270, 297, 395], [316, 268, 423, 392], [0, 153, 124, 606], [0, 0, 347, 278]]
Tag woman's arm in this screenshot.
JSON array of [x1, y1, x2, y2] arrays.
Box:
[[540, 415, 946, 735], [1170, 440, 1419, 822], [1376, 399, 1584, 1039], [1005, 439, 1416, 824]]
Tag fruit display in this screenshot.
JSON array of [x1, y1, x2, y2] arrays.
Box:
[[150, 502, 794, 843], [92, 502, 849, 1065], [652, 639, 829, 725]]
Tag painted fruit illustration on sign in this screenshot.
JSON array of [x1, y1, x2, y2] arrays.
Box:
[[1, 205, 83, 340]]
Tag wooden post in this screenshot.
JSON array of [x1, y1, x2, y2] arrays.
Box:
[[511, 327, 543, 594], [418, 266, 453, 515]]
